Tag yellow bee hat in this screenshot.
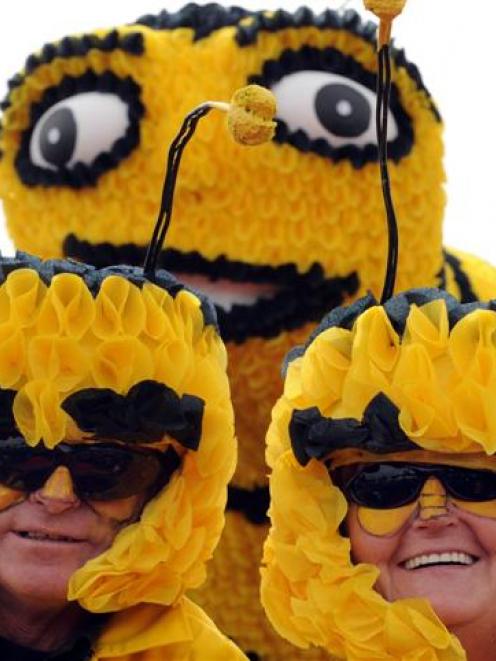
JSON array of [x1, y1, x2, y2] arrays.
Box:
[[0, 250, 236, 614]]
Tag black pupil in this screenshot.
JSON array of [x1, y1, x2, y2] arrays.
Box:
[[315, 83, 371, 138], [39, 106, 76, 167]]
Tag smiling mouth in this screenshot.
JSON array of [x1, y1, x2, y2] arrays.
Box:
[[402, 551, 478, 571], [15, 531, 84, 543], [63, 234, 360, 343]]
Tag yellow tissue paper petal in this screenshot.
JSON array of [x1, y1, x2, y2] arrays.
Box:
[[13, 379, 66, 448]]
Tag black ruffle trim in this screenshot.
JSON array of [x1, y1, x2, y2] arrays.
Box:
[[290, 392, 417, 466], [62, 380, 204, 449], [236, 7, 374, 47], [227, 484, 269, 524], [14, 71, 144, 189], [0, 389, 18, 439], [135, 3, 251, 42], [284, 287, 496, 375], [444, 249, 477, 304], [0, 250, 218, 330], [62, 237, 360, 344], [249, 45, 414, 167], [1, 31, 143, 112]]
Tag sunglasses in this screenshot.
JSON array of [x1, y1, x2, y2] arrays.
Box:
[[0, 439, 181, 501], [333, 462, 496, 510]]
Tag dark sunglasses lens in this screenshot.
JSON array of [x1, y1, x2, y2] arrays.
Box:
[[348, 463, 422, 509], [0, 448, 54, 492], [70, 446, 177, 501], [444, 467, 496, 501]]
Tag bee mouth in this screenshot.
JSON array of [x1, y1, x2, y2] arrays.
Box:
[[63, 234, 359, 343]]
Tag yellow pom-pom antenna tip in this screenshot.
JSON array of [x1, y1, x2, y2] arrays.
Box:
[[209, 84, 277, 145], [226, 85, 277, 146], [363, 0, 407, 47]]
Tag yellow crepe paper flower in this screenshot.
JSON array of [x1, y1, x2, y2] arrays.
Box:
[[28, 336, 88, 392], [37, 273, 96, 339], [0, 268, 46, 328], [0, 323, 26, 388], [91, 336, 153, 393], [13, 379, 67, 448], [93, 276, 146, 339]]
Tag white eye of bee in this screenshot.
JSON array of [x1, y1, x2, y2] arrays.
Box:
[[271, 71, 398, 147], [30, 92, 130, 170]]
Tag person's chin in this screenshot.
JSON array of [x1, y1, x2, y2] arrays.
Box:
[[387, 560, 489, 626], [0, 533, 98, 606]]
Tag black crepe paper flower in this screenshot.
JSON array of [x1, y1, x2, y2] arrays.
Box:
[[290, 392, 417, 466], [62, 380, 204, 449]]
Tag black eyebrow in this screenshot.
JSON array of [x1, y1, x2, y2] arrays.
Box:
[[234, 8, 441, 123], [134, 4, 252, 42], [1, 30, 144, 113]]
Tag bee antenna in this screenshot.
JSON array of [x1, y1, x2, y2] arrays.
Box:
[[376, 42, 399, 303]]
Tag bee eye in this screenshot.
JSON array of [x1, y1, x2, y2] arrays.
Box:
[[271, 71, 398, 149], [30, 92, 130, 171]]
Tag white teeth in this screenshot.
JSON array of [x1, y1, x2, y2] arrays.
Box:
[[404, 552, 476, 570]]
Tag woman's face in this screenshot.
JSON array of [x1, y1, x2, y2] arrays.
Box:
[[348, 494, 496, 627]]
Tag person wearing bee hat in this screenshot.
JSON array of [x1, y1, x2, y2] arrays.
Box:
[[0, 253, 247, 661], [0, 88, 269, 660], [261, 3, 496, 660]]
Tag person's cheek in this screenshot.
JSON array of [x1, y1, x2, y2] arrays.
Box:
[[453, 500, 496, 520], [456, 507, 496, 553], [88, 495, 145, 524], [0, 485, 25, 512], [347, 505, 398, 567]]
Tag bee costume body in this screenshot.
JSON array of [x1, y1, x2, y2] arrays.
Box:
[[1, 4, 496, 659]]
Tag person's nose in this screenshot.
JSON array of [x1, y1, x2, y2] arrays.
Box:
[[413, 477, 455, 528], [29, 466, 80, 514]]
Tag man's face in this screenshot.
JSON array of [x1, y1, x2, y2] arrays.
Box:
[[0, 470, 144, 609]]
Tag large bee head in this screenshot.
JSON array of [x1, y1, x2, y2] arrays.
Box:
[[261, 289, 495, 658], [0, 252, 235, 613], [0, 4, 444, 343]]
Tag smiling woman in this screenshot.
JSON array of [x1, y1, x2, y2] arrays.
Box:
[[261, 289, 496, 661]]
